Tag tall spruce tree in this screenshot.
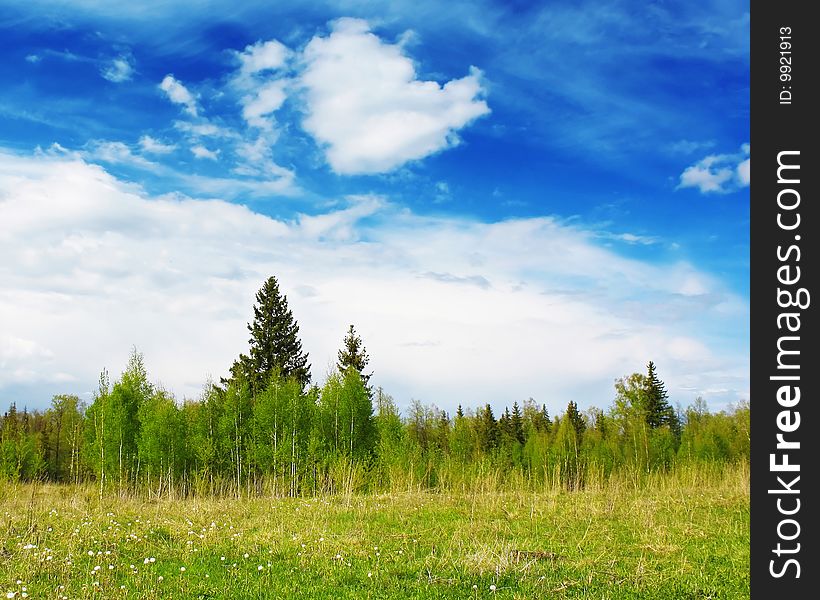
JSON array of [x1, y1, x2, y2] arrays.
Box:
[[337, 325, 372, 391], [565, 400, 586, 438], [510, 401, 525, 445], [644, 361, 676, 430], [234, 276, 311, 391]]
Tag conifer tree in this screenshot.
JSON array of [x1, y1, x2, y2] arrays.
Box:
[[476, 404, 499, 453], [565, 400, 586, 438], [510, 401, 525, 445], [336, 325, 372, 392], [234, 276, 311, 391], [644, 361, 677, 431]]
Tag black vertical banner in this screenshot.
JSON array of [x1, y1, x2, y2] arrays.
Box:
[[751, 1, 817, 597]]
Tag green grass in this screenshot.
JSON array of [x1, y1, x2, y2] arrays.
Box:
[[0, 465, 749, 599]]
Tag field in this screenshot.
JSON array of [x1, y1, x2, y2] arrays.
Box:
[[0, 465, 749, 599]]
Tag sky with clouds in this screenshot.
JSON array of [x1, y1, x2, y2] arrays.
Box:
[[0, 0, 749, 415]]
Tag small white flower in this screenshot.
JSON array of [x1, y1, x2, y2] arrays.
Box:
[[88, 551, 95, 556], [243, 553, 249, 559], [220, 556, 225, 561], [257, 565, 264, 571], [150, 557, 156, 563], [157, 576, 163, 582], [6, 592, 16, 599], [367, 572, 372, 578], [180, 566, 186, 572], [490, 584, 497, 592]]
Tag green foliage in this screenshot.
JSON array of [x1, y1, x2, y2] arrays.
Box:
[[337, 324, 372, 391], [1, 274, 748, 502], [232, 276, 311, 392]]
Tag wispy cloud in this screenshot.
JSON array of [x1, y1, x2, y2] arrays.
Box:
[[191, 145, 220, 161], [83, 139, 159, 170], [139, 135, 176, 154], [159, 74, 199, 116], [101, 55, 134, 82]]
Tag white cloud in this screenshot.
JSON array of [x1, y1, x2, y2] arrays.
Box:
[[736, 157, 750, 186], [300, 18, 490, 174], [101, 56, 134, 82], [139, 135, 176, 154], [241, 80, 287, 129], [0, 151, 748, 412], [191, 145, 219, 160], [159, 74, 199, 116], [83, 140, 158, 170], [236, 39, 290, 79], [25, 54, 41, 63], [172, 121, 235, 138], [677, 143, 750, 194]]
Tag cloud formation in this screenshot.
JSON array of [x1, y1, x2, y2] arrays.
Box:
[[159, 74, 199, 116], [101, 56, 134, 82], [300, 18, 490, 174], [0, 151, 748, 411], [139, 135, 176, 154], [678, 143, 750, 194]]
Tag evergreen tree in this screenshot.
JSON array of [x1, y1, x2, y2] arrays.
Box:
[[565, 401, 586, 438], [337, 325, 372, 392], [234, 276, 311, 391], [475, 404, 499, 453], [510, 401, 525, 445], [644, 361, 677, 431]]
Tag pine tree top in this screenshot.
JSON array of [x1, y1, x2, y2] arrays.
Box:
[[240, 276, 311, 391], [337, 324, 372, 388]]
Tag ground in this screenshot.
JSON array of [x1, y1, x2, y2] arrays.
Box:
[[0, 466, 749, 599]]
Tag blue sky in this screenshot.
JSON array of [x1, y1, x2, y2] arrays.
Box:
[[0, 0, 749, 415]]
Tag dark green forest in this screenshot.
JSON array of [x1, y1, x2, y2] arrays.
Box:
[[0, 277, 749, 495]]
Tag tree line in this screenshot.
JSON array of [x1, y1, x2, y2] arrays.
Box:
[[0, 276, 749, 495]]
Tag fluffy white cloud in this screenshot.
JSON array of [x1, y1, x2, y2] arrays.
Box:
[[236, 39, 290, 79], [736, 158, 750, 186], [139, 135, 176, 154], [101, 56, 134, 82], [160, 75, 199, 116], [0, 151, 748, 412], [678, 143, 750, 193], [301, 18, 490, 174], [241, 81, 287, 129], [232, 40, 291, 130]]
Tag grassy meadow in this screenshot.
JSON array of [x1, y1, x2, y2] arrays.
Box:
[[0, 464, 749, 599]]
